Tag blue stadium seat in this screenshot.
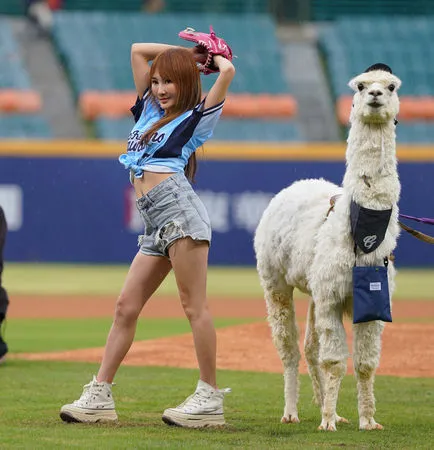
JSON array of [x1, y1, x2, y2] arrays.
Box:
[[53, 11, 302, 142], [52, 12, 291, 95], [396, 123, 434, 144], [211, 119, 303, 141], [95, 117, 303, 142], [320, 17, 434, 97], [0, 115, 52, 138], [320, 17, 434, 143], [0, 19, 32, 89]]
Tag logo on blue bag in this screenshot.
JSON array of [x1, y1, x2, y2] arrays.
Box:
[[370, 282, 382, 291], [363, 235, 377, 250]]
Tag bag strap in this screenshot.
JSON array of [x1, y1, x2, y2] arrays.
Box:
[[398, 221, 434, 244]]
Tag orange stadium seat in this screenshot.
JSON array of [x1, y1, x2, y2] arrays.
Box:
[[79, 91, 298, 120], [337, 95, 434, 124], [223, 94, 297, 119], [79, 91, 136, 120], [0, 90, 42, 113]]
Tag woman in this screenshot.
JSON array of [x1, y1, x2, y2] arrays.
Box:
[[60, 39, 235, 428]]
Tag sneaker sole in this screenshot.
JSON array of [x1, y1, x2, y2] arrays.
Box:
[[60, 406, 118, 424], [162, 411, 225, 428]]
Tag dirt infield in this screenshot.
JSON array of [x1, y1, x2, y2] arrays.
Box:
[[10, 295, 434, 378]]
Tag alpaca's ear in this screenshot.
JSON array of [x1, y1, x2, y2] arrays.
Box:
[[393, 77, 402, 90], [348, 78, 359, 92]]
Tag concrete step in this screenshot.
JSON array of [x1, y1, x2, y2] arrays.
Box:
[[10, 18, 85, 139]]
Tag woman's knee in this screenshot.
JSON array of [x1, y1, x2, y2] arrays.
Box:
[[181, 299, 209, 323], [113, 293, 141, 326]]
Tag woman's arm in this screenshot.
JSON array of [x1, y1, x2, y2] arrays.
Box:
[[131, 43, 179, 99], [131, 43, 208, 98], [204, 55, 236, 109]]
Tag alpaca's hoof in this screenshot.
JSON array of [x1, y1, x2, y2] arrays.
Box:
[[281, 415, 300, 424], [336, 414, 349, 424], [318, 419, 336, 431], [359, 417, 383, 430]]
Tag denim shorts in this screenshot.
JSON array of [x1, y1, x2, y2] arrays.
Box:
[[136, 172, 211, 258]]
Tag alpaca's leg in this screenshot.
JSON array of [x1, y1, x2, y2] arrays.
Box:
[[304, 302, 350, 426], [315, 301, 348, 431], [353, 321, 385, 430], [304, 301, 323, 407], [265, 285, 300, 424]]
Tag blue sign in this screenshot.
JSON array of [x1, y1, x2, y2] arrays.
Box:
[[0, 156, 433, 266]]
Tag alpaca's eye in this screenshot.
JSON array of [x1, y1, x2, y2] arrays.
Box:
[[357, 83, 364, 92], [388, 84, 395, 92]]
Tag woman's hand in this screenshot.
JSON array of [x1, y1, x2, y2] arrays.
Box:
[[190, 45, 208, 66], [203, 55, 235, 109], [212, 54, 235, 72]]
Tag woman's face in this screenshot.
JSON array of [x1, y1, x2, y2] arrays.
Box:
[[151, 70, 178, 112]]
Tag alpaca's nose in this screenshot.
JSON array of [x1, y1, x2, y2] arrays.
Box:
[[369, 89, 383, 97]]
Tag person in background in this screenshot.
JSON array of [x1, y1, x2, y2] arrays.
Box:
[[60, 32, 235, 428], [25, 0, 53, 34], [143, 0, 165, 13], [0, 206, 9, 364]]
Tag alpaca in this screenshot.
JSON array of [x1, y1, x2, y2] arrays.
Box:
[[254, 64, 401, 431]]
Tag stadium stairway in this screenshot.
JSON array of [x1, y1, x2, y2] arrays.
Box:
[[278, 25, 340, 141], [8, 18, 85, 138]]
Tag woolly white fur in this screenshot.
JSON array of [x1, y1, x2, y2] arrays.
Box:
[[254, 69, 402, 431]]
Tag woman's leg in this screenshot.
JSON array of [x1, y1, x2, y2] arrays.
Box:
[[162, 238, 230, 428], [168, 238, 216, 387], [60, 251, 172, 423], [97, 252, 172, 383]]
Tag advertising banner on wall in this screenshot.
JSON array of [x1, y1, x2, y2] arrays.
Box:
[[0, 143, 433, 267]]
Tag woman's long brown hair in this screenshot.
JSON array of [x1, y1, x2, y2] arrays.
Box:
[[140, 47, 202, 182]]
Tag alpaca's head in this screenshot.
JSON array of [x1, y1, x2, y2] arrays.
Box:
[[348, 63, 401, 125]]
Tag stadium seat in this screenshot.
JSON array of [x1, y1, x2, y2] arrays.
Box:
[[0, 19, 32, 90], [52, 11, 302, 141], [312, 0, 434, 21], [0, 115, 52, 138], [320, 17, 434, 143], [52, 12, 291, 95], [59, 0, 267, 14], [0, 90, 42, 114], [0, 19, 51, 138], [95, 117, 303, 142], [79, 91, 297, 120]]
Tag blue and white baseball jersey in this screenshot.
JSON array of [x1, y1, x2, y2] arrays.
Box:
[[119, 89, 224, 179]]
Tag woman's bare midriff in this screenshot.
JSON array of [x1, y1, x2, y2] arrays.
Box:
[[133, 171, 175, 198]]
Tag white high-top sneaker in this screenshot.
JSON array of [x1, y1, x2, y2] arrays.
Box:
[[60, 376, 117, 423], [162, 380, 231, 428]]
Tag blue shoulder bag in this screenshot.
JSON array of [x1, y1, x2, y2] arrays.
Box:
[[351, 200, 393, 324], [352, 263, 392, 324]]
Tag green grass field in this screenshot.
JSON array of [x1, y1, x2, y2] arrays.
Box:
[[4, 264, 434, 299], [1, 265, 433, 449]]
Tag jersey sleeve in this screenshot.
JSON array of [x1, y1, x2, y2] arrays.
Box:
[[192, 99, 225, 140], [130, 89, 161, 124]]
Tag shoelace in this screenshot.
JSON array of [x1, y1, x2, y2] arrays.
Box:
[[178, 391, 209, 409], [179, 387, 231, 409], [76, 379, 103, 404], [76, 376, 115, 404]]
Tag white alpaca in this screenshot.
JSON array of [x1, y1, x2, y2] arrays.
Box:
[[254, 65, 401, 431]]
